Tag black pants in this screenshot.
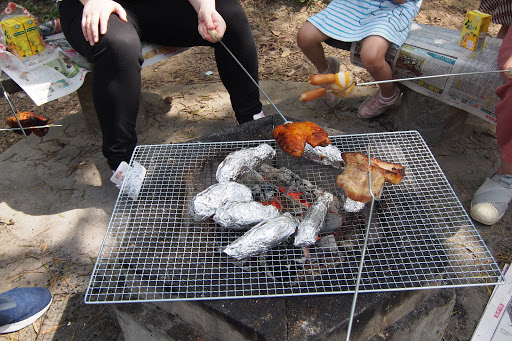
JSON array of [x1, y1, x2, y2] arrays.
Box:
[[59, 0, 262, 170]]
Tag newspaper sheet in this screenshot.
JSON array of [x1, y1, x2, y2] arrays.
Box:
[[0, 33, 188, 106], [472, 264, 512, 341], [351, 23, 503, 124]]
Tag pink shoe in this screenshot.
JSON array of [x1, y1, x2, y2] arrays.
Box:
[[357, 88, 401, 119]]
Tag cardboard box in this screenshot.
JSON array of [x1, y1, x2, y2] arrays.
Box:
[[459, 10, 492, 51], [1, 17, 33, 58], [17, 16, 45, 55]]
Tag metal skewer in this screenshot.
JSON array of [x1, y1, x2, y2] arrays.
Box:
[[0, 80, 27, 137], [356, 67, 512, 86], [0, 124, 63, 132], [208, 30, 291, 124], [346, 145, 379, 341]]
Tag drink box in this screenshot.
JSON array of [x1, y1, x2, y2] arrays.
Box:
[[459, 10, 492, 51]]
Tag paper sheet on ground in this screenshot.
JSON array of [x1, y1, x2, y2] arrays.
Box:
[[472, 264, 512, 341], [0, 33, 188, 106]]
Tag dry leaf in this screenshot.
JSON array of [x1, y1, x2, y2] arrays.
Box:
[[281, 48, 291, 58], [271, 30, 281, 36]]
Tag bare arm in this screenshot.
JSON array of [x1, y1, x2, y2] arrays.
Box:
[[79, 0, 127, 46], [188, 0, 226, 42]]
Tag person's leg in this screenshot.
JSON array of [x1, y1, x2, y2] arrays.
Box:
[[297, 22, 330, 73], [297, 21, 340, 106], [357, 36, 400, 119], [496, 27, 512, 174], [359, 36, 394, 97], [134, 0, 262, 124], [59, 0, 143, 170], [470, 27, 512, 225]]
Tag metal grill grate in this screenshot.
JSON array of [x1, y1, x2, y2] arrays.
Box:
[[85, 131, 504, 303]]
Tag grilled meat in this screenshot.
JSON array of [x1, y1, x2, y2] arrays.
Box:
[[273, 121, 330, 158], [6, 111, 49, 137], [336, 152, 405, 203]]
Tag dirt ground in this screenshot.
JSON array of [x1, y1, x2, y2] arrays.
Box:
[[0, 0, 510, 340]]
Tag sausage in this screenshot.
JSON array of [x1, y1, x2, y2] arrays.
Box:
[[310, 74, 336, 85], [299, 87, 327, 102]]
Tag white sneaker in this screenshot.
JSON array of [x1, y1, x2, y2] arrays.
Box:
[[470, 174, 512, 225]]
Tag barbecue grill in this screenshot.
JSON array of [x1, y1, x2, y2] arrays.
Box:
[[85, 130, 504, 304]]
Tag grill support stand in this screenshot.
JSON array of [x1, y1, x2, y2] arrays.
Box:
[[114, 288, 455, 341]]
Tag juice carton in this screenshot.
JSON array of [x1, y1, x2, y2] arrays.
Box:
[[16, 16, 45, 55], [1, 17, 33, 58], [459, 10, 492, 51]]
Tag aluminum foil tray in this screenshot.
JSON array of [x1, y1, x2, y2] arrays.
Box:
[[85, 131, 504, 303]]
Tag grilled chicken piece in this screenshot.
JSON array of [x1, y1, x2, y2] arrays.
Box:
[[273, 121, 330, 158], [336, 152, 405, 203], [6, 111, 49, 137]]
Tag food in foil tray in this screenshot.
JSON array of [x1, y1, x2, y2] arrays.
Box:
[[273, 121, 330, 158], [223, 212, 298, 260], [216, 143, 276, 183], [294, 192, 334, 247], [213, 201, 280, 230], [337, 152, 405, 203], [190, 182, 253, 221]]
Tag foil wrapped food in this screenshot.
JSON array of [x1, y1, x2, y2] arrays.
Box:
[[190, 182, 253, 221], [294, 192, 334, 247], [344, 197, 366, 213], [303, 143, 343, 168], [224, 212, 298, 260], [216, 143, 276, 183], [213, 201, 280, 230]]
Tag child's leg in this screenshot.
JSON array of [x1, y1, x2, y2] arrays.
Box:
[[360, 36, 396, 98], [297, 22, 331, 73]]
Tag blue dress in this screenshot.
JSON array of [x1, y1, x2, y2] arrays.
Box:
[[308, 0, 423, 47]]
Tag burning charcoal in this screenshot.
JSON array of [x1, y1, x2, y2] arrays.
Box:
[[303, 143, 343, 169], [236, 169, 279, 202], [216, 143, 276, 183], [294, 192, 334, 247], [223, 212, 298, 260], [213, 201, 280, 230], [320, 212, 345, 234], [259, 163, 341, 213], [190, 182, 253, 221]]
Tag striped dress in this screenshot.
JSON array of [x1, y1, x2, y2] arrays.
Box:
[[478, 0, 512, 25], [307, 0, 423, 47]]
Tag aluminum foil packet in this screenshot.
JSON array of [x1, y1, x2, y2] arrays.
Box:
[[303, 143, 343, 168], [344, 197, 366, 213], [224, 212, 298, 260], [216, 143, 276, 183], [190, 182, 253, 221], [213, 201, 280, 230], [294, 192, 334, 247]]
